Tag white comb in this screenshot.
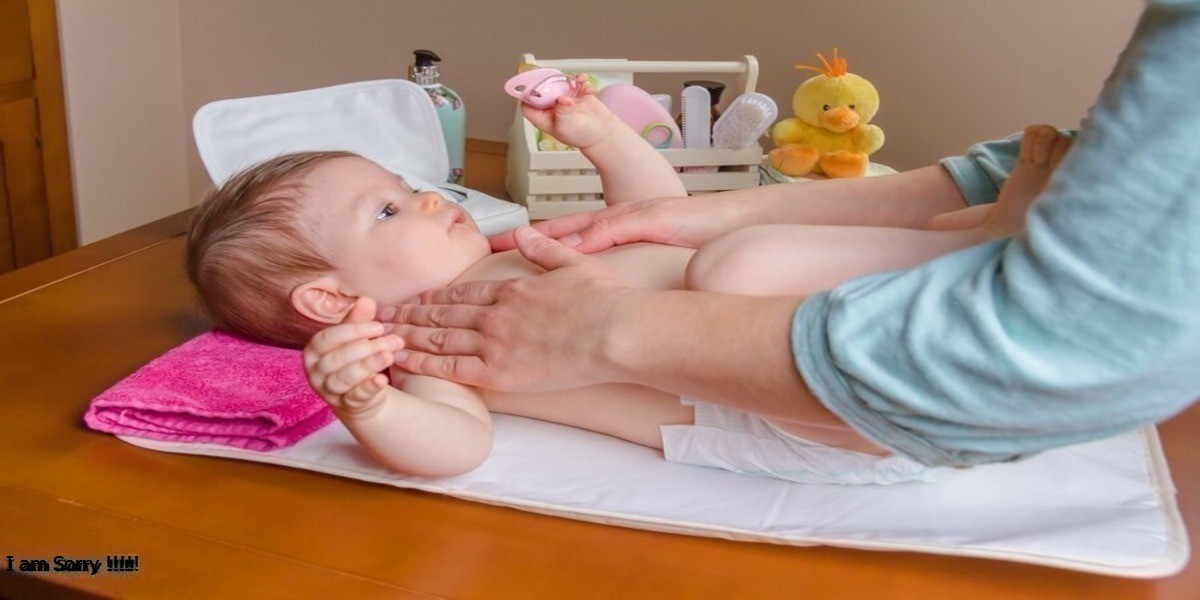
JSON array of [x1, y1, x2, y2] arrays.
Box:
[[680, 85, 712, 150]]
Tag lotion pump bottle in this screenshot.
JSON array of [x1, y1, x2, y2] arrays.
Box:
[[410, 49, 466, 184]]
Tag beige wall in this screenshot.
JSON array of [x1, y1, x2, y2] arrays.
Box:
[[60, 0, 1143, 241], [58, 0, 189, 244]]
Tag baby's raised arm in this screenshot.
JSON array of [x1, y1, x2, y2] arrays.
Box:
[[304, 298, 493, 477], [520, 77, 686, 205]]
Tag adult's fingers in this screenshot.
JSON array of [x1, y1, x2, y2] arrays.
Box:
[[561, 214, 659, 254], [389, 323, 485, 356], [389, 302, 489, 332], [925, 204, 992, 232], [489, 212, 598, 251], [412, 281, 502, 308], [393, 349, 490, 388], [378, 288, 494, 323], [512, 227, 592, 271]]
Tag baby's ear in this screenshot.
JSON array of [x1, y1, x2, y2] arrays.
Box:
[[291, 277, 357, 324]]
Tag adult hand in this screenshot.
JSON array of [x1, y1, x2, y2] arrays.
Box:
[[382, 227, 634, 392], [385, 228, 855, 441], [488, 194, 752, 254]]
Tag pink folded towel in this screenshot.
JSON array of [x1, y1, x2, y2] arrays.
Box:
[[84, 330, 334, 451]]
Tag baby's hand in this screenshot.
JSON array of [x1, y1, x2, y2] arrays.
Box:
[[303, 297, 404, 416], [521, 76, 619, 151]]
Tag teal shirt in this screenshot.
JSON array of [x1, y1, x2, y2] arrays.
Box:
[[794, 0, 1200, 467]]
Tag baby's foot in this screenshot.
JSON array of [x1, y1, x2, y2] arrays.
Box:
[[982, 125, 1073, 237]]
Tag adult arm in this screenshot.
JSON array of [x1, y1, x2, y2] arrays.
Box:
[[384, 132, 1053, 456], [389, 228, 855, 431], [794, 1, 1200, 466], [392, 2, 1200, 467], [491, 164, 971, 252]]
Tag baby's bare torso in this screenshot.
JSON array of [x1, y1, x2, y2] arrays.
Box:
[[441, 238, 883, 453], [438, 242, 699, 448], [410, 241, 877, 452]]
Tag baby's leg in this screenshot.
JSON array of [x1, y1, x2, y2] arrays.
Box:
[[685, 223, 990, 296], [688, 126, 1071, 298], [481, 384, 693, 449], [767, 419, 888, 455], [928, 124, 1074, 233], [485, 383, 891, 455]]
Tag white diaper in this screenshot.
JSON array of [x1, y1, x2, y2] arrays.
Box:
[[660, 399, 943, 485]]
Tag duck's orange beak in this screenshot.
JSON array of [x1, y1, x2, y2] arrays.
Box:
[[820, 107, 860, 133]]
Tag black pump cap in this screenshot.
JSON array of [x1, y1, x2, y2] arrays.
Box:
[[413, 49, 441, 68], [683, 80, 726, 105]]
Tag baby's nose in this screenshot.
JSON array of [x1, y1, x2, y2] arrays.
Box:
[[417, 191, 443, 214]]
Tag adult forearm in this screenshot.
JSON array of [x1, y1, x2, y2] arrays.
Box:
[[730, 165, 969, 230], [494, 163, 970, 254], [600, 289, 849, 429]]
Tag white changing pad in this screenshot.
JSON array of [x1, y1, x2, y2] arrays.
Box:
[[119, 416, 1188, 578]]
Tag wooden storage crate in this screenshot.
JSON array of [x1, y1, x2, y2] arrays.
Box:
[[506, 55, 765, 220]]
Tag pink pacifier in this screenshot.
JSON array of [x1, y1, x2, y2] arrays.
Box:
[[504, 68, 581, 109]]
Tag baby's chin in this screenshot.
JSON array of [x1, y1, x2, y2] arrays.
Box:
[[462, 229, 494, 259]]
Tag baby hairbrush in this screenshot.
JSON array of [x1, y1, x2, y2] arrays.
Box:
[[504, 68, 581, 109]]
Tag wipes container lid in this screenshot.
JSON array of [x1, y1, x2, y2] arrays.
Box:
[[191, 79, 528, 235], [193, 79, 449, 186]]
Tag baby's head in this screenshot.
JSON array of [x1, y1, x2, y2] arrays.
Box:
[[187, 151, 489, 347]]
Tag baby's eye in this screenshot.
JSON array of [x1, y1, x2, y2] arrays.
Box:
[[376, 203, 398, 221]]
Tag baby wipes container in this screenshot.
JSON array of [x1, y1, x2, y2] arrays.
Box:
[[410, 49, 466, 185]]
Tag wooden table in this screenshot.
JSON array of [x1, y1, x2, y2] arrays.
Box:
[[1, 142, 1197, 598]]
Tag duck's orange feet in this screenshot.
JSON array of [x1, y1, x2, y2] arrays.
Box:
[[819, 151, 869, 178], [768, 144, 820, 177]]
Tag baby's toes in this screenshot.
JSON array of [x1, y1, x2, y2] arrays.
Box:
[[1048, 133, 1074, 169], [1020, 124, 1059, 166]]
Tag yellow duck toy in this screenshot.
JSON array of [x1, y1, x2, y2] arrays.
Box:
[[768, 49, 884, 178]]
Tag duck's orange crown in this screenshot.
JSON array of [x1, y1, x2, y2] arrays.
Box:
[[795, 48, 850, 77]]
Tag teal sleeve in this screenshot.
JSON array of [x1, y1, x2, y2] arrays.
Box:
[[939, 134, 1022, 207], [794, 1, 1200, 467], [940, 131, 1078, 207]]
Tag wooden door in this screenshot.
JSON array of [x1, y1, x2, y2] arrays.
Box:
[[0, 0, 75, 274]]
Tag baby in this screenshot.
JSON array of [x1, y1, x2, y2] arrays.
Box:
[[188, 79, 1071, 483]]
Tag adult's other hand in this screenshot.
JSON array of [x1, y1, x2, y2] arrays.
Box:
[[384, 227, 634, 391], [488, 195, 751, 254]]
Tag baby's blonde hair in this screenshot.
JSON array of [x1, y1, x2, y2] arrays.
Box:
[[187, 151, 357, 348]]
